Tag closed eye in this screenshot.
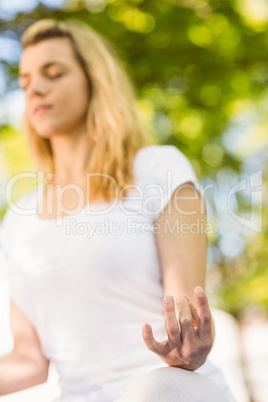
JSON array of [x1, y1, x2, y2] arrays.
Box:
[[18, 73, 64, 90], [48, 73, 64, 79]]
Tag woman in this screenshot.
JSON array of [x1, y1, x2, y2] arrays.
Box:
[[0, 19, 235, 401]]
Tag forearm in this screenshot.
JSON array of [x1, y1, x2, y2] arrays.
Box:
[[0, 350, 47, 395]]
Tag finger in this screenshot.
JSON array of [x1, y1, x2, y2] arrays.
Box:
[[176, 295, 196, 346], [163, 295, 181, 347], [142, 322, 161, 353], [184, 295, 199, 330], [194, 286, 212, 343]]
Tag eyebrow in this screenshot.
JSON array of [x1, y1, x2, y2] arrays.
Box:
[[19, 61, 65, 78]]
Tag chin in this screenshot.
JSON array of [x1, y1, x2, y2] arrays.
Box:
[[33, 124, 59, 139]]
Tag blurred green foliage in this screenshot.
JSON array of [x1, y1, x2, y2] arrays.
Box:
[[0, 0, 267, 317]]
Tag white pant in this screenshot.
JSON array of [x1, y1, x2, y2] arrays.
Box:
[[115, 367, 235, 402]]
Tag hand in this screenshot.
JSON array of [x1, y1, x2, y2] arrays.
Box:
[[142, 286, 213, 371]]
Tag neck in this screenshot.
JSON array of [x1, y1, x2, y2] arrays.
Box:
[[49, 127, 94, 185]]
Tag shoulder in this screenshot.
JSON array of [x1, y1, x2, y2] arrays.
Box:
[[135, 144, 191, 168], [133, 145, 200, 221], [8, 186, 40, 213], [135, 144, 182, 158], [134, 143, 199, 190], [0, 186, 40, 252], [135, 144, 196, 176], [1, 186, 40, 226]]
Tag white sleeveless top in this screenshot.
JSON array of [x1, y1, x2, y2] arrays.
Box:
[[0, 145, 233, 401]]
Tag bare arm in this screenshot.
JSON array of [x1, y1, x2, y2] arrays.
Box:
[[142, 182, 215, 370], [154, 181, 215, 344], [0, 254, 50, 395]]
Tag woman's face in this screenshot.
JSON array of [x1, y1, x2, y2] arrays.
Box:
[[19, 37, 91, 138]]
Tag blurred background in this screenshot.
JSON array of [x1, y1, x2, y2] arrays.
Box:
[[0, 1, 267, 401]]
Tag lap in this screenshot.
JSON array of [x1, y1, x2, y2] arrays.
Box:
[[115, 366, 232, 402]]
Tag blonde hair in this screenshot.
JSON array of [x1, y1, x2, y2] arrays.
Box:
[[20, 18, 155, 202]]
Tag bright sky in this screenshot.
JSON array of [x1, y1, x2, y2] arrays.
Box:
[[0, 0, 65, 19]]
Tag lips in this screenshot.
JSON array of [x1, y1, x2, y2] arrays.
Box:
[[34, 105, 52, 114]]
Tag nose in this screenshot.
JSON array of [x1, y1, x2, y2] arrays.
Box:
[[27, 76, 50, 98]]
